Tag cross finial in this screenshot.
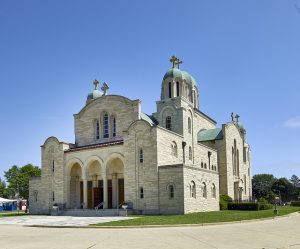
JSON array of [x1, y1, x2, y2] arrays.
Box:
[[101, 82, 109, 96], [235, 114, 240, 124], [170, 55, 178, 68], [175, 59, 182, 69], [93, 79, 99, 90], [231, 112, 234, 122]]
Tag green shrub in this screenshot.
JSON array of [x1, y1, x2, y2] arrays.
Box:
[[228, 202, 259, 211], [258, 203, 273, 210], [291, 201, 300, 206], [219, 195, 233, 210], [258, 198, 268, 204]]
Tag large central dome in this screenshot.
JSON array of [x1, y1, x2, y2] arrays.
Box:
[[163, 68, 197, 86]]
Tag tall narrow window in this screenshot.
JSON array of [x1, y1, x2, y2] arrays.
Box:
[[202, 183, 207, 198], [190, 181, 196, 198], [139, 149, 144, 164], [169, 185, 174, 199], [112, 116, 116, 137], [211, 184, 216, 198], [52, 191, 55, 202], [188, 117, 191, 134], [166, 116, 172, 130], [176, 82, 180, 97], [244, 175, 247, 194], [103, 113, 109, 138], [140, 187, 144, 199], [34, 190, 38, 202], [96, 120, 100, 139], [52, 160, 55, 173], [168, 82, 172, 98], [189, 146, 192, 161], [208, 151, 211, 170]]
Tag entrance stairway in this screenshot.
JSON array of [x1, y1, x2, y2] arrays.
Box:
[[52, 208, 127, 217]]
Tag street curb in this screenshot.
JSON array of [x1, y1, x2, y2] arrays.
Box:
[[24, 211, 300, 229]]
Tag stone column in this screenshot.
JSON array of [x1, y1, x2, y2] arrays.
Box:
[[83, 178, 88, 209], [112, 173, 118, 208], [103, 173, 108, 209]]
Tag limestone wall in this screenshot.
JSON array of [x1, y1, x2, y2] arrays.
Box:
[[74, 95, 140, 146], [124, 120, 159, 214], [183, 166, 219, 213]]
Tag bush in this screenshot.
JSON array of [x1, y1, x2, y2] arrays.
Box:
[[219, 195, 233, 210], [228, 202, 273, 211], [258, 203, 273, 210], [291, 201, 300, 206], [228, 202, 259, 211]]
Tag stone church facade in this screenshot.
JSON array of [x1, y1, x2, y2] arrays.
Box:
[[29, 57, 252, 215]]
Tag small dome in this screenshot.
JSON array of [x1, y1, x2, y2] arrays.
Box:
[[86, 89, 102, 104], [163, 68, 197, 86]]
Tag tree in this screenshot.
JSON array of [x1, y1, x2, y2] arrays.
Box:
[[0, 177, 6, 197], [252, 174, 277, 203], [290, 175, 300, 188], [4, 164, 41, 200], [271, 178, 294, 203]]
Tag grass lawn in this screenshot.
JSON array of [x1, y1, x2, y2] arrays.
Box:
[[92, 206, 300, 227], [0, 211, 28, 218]]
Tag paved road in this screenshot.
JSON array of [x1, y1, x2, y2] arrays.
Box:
[[0, 215, 133, 226], [1, 213, 300, 249]]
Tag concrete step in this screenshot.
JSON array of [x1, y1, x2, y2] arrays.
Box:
[[52, 209, 127, 217]]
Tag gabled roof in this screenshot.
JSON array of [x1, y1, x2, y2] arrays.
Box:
[[140, 113, 159, 126], [197, 128, 223, 142]]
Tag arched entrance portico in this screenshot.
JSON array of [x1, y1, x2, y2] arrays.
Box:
[[69, 163, 83, 209], [86, 160, 103, 208], [106, 157, 124, 208]]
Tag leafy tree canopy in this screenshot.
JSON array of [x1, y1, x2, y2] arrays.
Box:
[[4, 164, 41, 199]]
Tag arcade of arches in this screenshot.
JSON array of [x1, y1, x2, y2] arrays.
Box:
[[68, 157, 124, 209]]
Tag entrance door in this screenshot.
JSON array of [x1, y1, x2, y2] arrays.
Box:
[[87, 181, 93, 209], [118, 179, 124, 205], [93, 180, 104, 208]]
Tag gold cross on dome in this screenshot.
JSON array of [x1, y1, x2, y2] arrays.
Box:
[[170, 55, 178, 68], [93, 79, 99, 90]]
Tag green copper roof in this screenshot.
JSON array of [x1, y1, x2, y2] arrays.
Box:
[[198, 128, 223, 142], [87, 89, 102, 101], [163, 68, 197, 86], [163, 68, 182, 80], [140, 113, 158, 126]]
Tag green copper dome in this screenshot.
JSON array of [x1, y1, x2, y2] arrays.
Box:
[[163, 68, 197, 86], [86, 79, 103, 104], [163, 68, 182, 80]]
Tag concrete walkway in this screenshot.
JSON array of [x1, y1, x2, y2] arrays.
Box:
[[0, 215, 134, 227], [0, 213, 300, 249]]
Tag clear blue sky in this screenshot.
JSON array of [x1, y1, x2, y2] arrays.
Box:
[[0, 0, 299, 180]]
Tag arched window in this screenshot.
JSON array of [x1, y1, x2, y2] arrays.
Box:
[[139, 149, 144, 164], [189, 146, 192, 161], [111, 115, 116, 137], [169, 184, 174, 199], [232, 147, 235, 175], [237, 149, 240, 176], [171, 141, 178, 157], [190, 181, 196, 198], [140, 187, 144, 198], [211, 183, 216, 198], [201, 162, 203, 168], [188, 117, 191, 134], [176, 82, 180, 97], [166, 116, 172, 130], [103, 113, 109, 138], [168, 82, 172, 98], [202, 182, 207, 198]]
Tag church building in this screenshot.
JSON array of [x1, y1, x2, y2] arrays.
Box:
[[29, 56, 252, 215]]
